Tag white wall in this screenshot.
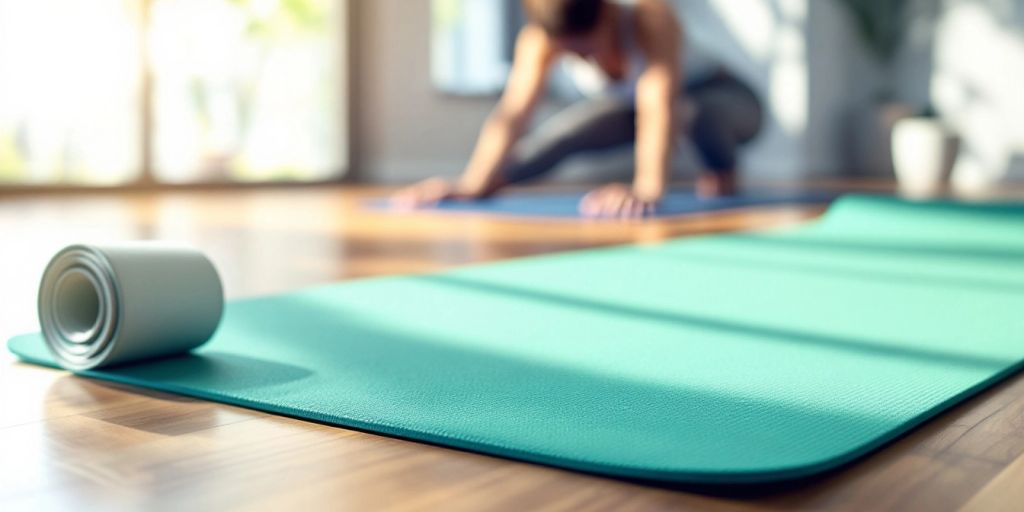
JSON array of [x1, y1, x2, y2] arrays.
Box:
[[672, 0, 808, 178], [351, 0, 493, 182], [932, 0, 1024, 189], [682, 0, 883, 177]]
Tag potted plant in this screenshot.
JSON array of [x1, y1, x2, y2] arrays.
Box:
[[890, 107, 959, 197], [838, 0, 958, 196]]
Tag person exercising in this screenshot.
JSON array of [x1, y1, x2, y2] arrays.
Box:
[[393, 0, 763, 218]]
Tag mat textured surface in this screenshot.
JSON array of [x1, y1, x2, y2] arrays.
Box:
[[372, 189, 837, 218], [10, 195, 1024, 484]]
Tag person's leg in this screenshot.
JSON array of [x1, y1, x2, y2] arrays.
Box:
[[686, 75, 764, 196], [503, 96, 637, 184]]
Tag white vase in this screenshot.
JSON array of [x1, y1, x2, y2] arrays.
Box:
[[891, 118, 959, 198]]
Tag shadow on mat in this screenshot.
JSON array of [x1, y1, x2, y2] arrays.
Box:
[[645, 247, 1024, 295], [421, 275, 1012, 371], [98, 351, 315, 392], [717, 232, 1024, 265], [226, 292, 894, 487]]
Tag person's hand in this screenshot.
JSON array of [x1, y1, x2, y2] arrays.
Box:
[[579, 184, 658, 219], [390, 178, 481, 210]]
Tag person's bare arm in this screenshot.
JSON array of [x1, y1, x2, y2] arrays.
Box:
[[458, 25, 555, 195], [632, 0, 682, 202], [579, 0, 682, 218], [392, 26, 555, 208]]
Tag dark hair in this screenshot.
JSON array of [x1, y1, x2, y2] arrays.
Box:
[[522, 0, 605, 37]]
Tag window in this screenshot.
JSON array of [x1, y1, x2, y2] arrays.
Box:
[[0, 0, 347, 187], [430, 0, 579, 100], [431, 0, 524, 96]]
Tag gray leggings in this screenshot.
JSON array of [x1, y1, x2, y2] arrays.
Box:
[[504, 74, 763, 183]]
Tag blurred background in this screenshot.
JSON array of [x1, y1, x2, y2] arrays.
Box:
[[0, 0, 1021, 192], [0, 0, 345, 186], [427, 0, 1024, 193]]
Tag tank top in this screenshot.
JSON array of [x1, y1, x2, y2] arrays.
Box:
[[563, 0, 721, 99]]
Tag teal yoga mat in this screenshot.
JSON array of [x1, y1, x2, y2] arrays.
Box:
[[9, 195, 1024, 484]]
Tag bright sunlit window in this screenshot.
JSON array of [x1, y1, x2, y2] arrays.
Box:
[[0, 0, 346, 186]]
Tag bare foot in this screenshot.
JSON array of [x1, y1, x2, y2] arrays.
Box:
[[696, 171, 738, 198]]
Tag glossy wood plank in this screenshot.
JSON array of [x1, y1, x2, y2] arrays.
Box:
[[1, 182, 1023, 511], [960, 452, 1024, 512]]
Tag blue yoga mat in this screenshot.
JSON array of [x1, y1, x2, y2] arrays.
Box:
[[370, 189, 838, 218]]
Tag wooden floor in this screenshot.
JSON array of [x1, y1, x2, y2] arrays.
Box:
[[2, 182, 1023, 511]]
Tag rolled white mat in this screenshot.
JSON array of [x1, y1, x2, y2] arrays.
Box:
[[38, 243, 224, 371]]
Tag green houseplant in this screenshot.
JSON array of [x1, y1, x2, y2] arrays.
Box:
[[836, 0, 956, 194], [838, 0, 911, 66]]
